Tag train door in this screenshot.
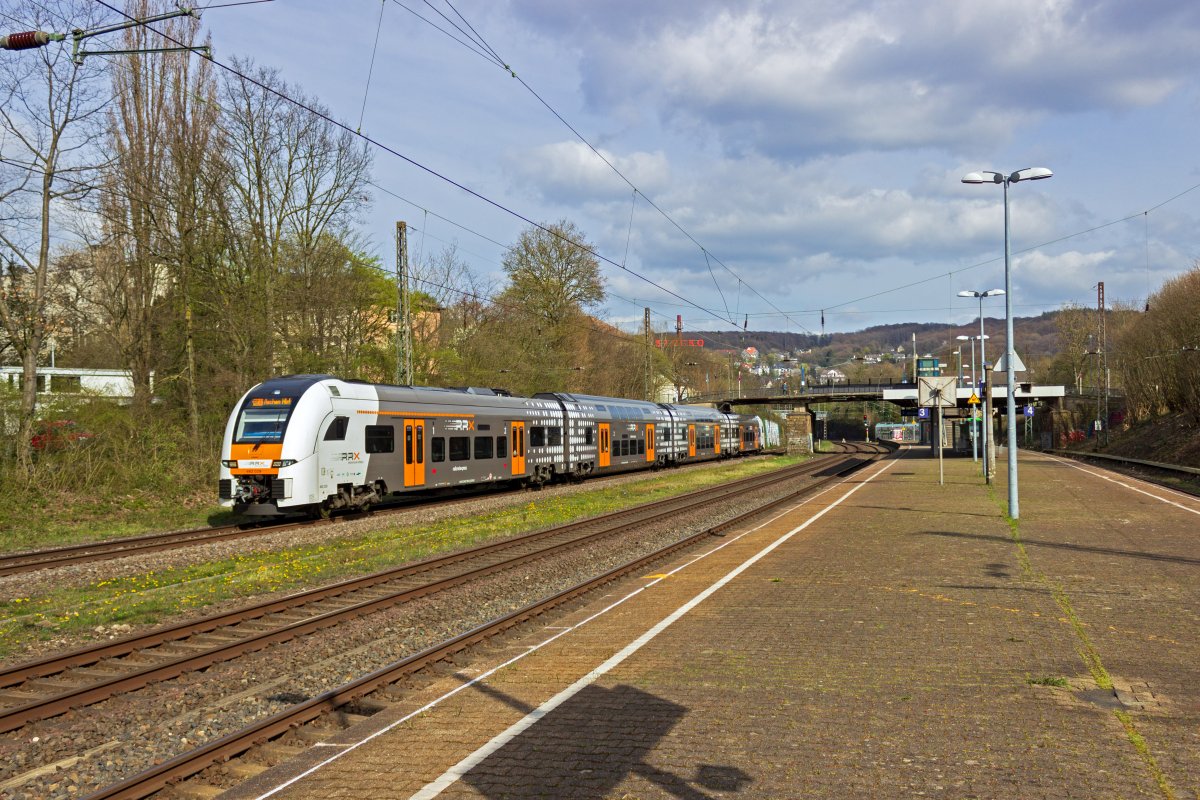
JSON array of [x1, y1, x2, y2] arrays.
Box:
[[687, 424, 696, 457], [598, 423, 610, 468], [738, 425, 745, 452], [511, 421, 526, 476], [645, 423, 656, 463], [403, 419, 425, 487], [714, 424, 721, 455]]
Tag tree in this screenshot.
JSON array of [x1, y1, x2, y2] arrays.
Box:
[[1116, 265, 1200, 423], [502, 220, 604, 325], [497, 220, 604, 391], [212, 59, 372, 384], [0, 0, 108, 470]]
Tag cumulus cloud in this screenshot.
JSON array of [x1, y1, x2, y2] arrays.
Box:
[[508, 140, 671, 203], [512, 0, 1200, 158]]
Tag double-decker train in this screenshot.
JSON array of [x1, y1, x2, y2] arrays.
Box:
[[219, 375, 765, 516]]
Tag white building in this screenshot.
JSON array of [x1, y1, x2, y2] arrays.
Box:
[[1, 366, 149, 401]]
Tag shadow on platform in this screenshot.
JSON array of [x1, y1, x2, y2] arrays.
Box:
[[920, 529, 1200, 566], [461, 681, 751, 799]]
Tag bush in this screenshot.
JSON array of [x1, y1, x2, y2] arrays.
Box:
[[0, 395, 226, 547]]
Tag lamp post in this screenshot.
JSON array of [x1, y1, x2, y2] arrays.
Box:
[[961, 167, 1053, 520], [956, 335, 972, 459], [958, 334, 989, 462], [958, 290, 1003, 481]]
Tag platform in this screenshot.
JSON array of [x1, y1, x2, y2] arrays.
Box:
[[229, 449, 1200, 799]]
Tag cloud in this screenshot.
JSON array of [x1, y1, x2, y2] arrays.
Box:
[[513, 0, 1200, 158], [507, 140, 671, 203]]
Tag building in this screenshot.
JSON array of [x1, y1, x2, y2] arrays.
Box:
[[1, 366, 148, 402]]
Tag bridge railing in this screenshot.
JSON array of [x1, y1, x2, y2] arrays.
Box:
[[683, 380, 913, 404]]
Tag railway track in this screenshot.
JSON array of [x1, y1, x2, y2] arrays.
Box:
[[67, 442, 886, 800], [1049, 448, 1200, 481], [0, 450, 866, 735], [0, 452, 790, 578]]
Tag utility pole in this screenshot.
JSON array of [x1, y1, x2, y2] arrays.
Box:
[[644, 308, 652, 401], [395, 221, 413, 385], [984, 366, 995, 482], [911, 332, 917, 383], [1098, 281, 1108, 446]]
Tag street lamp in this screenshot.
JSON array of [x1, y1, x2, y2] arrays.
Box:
[[956, 334, 988, 462], [961, 167, 1053, 520], [957, 289, 1003, 481]]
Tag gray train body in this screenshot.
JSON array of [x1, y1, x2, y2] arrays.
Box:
[[219, 375, 764, 516]]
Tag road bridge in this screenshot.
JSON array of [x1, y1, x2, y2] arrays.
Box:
[[693, 381, 1067, 453]]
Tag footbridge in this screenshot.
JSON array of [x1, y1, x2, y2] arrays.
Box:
[[691, 381, 1067, 453]]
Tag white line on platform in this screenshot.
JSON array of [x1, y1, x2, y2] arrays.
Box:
[[246, 455, 898, 800], [409, 457, 899, 800], [1041, 452, 1200, 516]]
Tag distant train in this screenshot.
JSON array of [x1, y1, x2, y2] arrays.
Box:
[[875, 422, 920, 444], [220, 375, 765, 516]]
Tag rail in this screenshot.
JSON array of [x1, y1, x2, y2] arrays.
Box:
[[1050, 449, 1200, 477]]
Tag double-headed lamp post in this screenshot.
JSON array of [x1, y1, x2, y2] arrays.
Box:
[[958, 290, 1003, 480], [961, 167, 1053, 520]]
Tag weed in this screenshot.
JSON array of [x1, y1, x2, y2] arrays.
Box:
[[1026, 676, 1069, 687]]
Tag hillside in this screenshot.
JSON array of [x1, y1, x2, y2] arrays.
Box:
[[688, 311, 1065, 365]]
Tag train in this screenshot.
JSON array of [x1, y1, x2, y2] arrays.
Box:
[[874, 422, 921, 444], [219, 375, 766, 516]]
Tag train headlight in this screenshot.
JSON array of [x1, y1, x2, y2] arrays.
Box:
[[221, 460, 236, 468], [272, 459, 297, 468]]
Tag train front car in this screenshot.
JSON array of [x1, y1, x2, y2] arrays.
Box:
[[219, 375, 333, 516]]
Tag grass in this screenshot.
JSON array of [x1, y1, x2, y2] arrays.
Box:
[[0, 454, 809, 661], [0, 489, 237, 552], [1026, 676, 1069, 687]]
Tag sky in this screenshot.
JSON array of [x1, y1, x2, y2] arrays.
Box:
[[91, 1, 1200, 341]]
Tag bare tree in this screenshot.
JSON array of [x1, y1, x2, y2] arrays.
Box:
[[211, 59, 372, 384], [0, 0, 108, 470]]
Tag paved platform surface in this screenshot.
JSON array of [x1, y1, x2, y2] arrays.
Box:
[[229, 449, 1200, 800]]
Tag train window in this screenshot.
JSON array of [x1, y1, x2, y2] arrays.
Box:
[[449, 436, 470, 461], [405, 425, 413, 463], [431, 437, 445, 462], [547, 427, 562, 446], [496, 435, 508, 458], [637, 439, 645, 455], [529, 426, 546, 447], [235, 406, 293, 444], [365, 425, 394, 454], [474, 436, 493, 460], [584, 427, 593, 445], [416, 425, 424, 463], [323, 416, 349, 441]]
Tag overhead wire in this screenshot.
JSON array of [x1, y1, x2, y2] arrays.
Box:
[[356, 0, 386, 134], [420, 2, 810, 332], [386, 0, 502, 68], [21, 3, 1200, 341], [90, 0, 743, 336]]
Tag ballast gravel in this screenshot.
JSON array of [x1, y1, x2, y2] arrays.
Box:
[[0, 457, 808, 800]]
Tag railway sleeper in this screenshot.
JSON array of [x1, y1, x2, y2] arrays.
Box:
[[170, 781, 224, 800], [223, 760, 269, 780]]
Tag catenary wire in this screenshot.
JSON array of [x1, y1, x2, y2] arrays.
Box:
[[89, 0, 747, 338]]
